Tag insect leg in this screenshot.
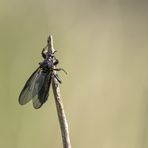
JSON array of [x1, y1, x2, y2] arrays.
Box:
[[54, 68, 67, 75], [52, 73, 62, 83]]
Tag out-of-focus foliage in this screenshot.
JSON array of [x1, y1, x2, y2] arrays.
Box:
[[0, 0, 148, 148]]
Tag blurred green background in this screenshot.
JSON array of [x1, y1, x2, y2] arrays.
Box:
[[0, 0, 148, 148]]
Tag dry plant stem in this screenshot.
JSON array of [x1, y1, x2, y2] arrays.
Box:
[[48, 35, 71, 148], [52, 73, 71, 148]]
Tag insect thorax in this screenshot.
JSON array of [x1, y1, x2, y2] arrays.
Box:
[[39, 59, 53, 72]]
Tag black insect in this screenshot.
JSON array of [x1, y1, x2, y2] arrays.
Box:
[[19, 35, 66, 109]]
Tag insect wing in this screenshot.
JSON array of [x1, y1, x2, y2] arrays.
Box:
[[32, 73, 52, 109], [31, 70, 47, 98], [19, 67, 45, 105]]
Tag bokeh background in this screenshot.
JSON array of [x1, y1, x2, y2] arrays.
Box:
[[0, 0, 148, 148]]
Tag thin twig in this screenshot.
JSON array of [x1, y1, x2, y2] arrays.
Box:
[[52, 76, 71, 148], [48, 35, 71, 148]]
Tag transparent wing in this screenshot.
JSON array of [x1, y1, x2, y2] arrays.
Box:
[[19, 67, 46, 105], [32, 73, 51, 109]]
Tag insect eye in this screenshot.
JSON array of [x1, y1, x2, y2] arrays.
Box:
[[54, 59, 59, 65]]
